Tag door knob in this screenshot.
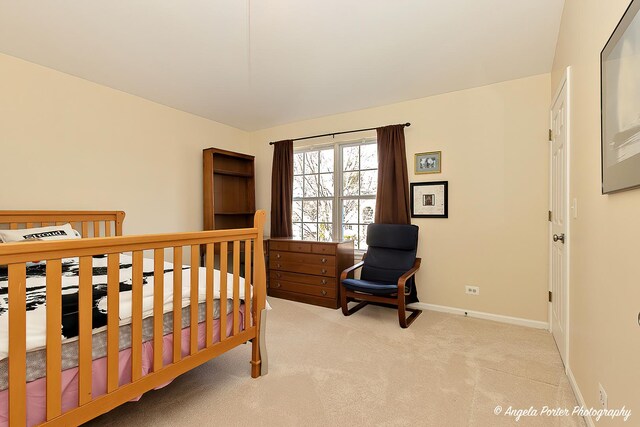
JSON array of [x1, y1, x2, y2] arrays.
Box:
[[553, 233, 565, 243]]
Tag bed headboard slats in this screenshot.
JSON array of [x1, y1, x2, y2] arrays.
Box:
[[0, 210, 125, 237]]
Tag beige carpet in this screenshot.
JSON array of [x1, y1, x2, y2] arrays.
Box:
[[84, 298, 585, 427]]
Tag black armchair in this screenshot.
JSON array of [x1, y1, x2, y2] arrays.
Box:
[[340, 223, 422, 328]]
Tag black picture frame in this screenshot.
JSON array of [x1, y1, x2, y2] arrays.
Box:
[[410, 181, 448, 218], [601, 0, 640, 194]]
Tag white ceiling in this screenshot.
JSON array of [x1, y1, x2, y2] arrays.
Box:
[[0, 1, 565, 131]]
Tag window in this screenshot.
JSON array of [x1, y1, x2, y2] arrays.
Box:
[[292, 140, 377, 250]]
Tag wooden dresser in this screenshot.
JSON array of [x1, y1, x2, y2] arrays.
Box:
[[268, 238, 354, 309]]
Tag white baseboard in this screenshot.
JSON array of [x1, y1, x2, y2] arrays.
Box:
[[407, 302, 549, 330], [567, 367, 593, 427]]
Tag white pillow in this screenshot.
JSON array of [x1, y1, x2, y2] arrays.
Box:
[[0, 223, 81, 243]]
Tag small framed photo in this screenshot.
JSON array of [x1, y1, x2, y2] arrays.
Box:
[[410, 181, 448, 218], [415, 151, 441, 174]]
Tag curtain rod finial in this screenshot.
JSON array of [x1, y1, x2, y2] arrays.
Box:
[[405, 123, 411, 127]]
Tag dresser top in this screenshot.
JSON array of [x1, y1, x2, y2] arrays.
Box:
[[268, 237, 352, 245]]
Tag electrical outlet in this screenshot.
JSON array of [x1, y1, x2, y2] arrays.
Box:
[[598, 383, 608, 409], [465, 285, 480, 295]]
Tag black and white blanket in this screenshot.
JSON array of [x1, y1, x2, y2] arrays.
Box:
[[0, 254, 248, 360]]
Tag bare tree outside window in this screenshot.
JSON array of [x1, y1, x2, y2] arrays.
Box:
[[292, 148, 334, 242], [341, 142, 377, 250], [292, 141, 377, 250]]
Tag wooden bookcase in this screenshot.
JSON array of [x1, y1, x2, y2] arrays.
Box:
[[203, 147, 256, 232]]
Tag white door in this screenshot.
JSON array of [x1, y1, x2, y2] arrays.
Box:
[[550, 72, 569, 366]]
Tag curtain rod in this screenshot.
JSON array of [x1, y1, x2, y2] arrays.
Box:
[[268, 122, 411, 145]]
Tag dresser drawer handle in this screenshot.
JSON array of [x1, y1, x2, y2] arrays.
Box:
[[321, 269, 327, 274], [276, 273, 281, 278], [321, 279, 327, 285], [275, 282, 281, 288], [321, 290, 327, 296], [276, 253, 281, 259], [276, 263, 281, 268], [321, 258, 327, 263]]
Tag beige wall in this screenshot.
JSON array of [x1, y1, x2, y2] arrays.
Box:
[[251, 74, 551, 322], [0, 53, 250, 235], [552, 0, 640, 421]]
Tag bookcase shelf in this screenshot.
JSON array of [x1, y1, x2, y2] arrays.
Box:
[[214, 211, 255, 215], [212, 169, 254, 177]]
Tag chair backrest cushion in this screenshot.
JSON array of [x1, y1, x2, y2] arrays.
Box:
[[360, 223, 419, 285]]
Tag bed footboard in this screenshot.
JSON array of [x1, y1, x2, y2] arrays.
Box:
[[0, 210, 267, 427]]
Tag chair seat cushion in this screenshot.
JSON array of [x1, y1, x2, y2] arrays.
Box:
[[342, 278, 398, 295]]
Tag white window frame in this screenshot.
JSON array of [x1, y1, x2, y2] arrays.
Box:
[[293, 137, 377, 252]]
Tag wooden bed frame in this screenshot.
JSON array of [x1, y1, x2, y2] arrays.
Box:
[[0, 210, 267, 427]]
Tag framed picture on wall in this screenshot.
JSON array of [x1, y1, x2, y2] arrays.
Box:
[[601, 0, 640, 193], [414, 151, 441, 174], [410, 181, 448, 218]]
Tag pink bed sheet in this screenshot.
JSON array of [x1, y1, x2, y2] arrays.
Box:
[[0, 310, 245, 427]]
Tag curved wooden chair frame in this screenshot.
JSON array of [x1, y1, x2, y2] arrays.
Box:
[[339, 255, 422, 328]]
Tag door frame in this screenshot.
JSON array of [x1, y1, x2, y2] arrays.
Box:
[[549, 66, 571, 369]]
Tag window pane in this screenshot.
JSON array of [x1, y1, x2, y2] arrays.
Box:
[[343, 171, 359, 196], [342, 224, 358, 245], [304, 151, 319, 174], [320, 149, 334, 173], [293, 176, 303, 198], [318, 173, 334, 197], [292, 200, 303, 222], [303, 222, 317, 241], [318, 200, 333, 222], [360, 170, 377, 195], [304, 174, 318, 197], [292, 223, 302, 240], [318, 223, 332, 242], [359, 225, 369, 250], [303, 200, 318, 222], [342, 146, 359, 171], [360, 199, 375, 224], [342, 199, 358, 224], [360, 144, 377, 170], [294, 152, 304, 175]]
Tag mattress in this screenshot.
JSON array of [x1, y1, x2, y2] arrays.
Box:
[[0, 253, 250, 360], [0, 299, 233, 391], [0, 253, 253, 390]]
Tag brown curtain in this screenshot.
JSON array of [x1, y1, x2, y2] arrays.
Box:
[[270, 140, 294, 237], [375, 125, 411, 224]]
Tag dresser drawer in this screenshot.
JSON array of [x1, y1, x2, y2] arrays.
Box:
[[311, 243, 336, 255], [269, 260, 334, 277], [270, 270, 336, 287], [270, 250, 335, 266], [269, 279, 336, 299], [269, 240, 312, 253]]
